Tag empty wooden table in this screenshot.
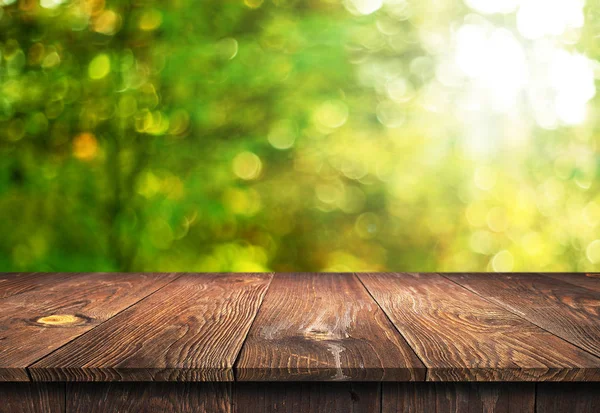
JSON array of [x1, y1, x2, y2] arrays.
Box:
[[1, 272, 599, 412]]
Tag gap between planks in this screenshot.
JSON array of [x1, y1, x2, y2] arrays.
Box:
[[234, 273, 425, 381], [354, 273, 430, 375], [231, 273, 275, 382], [358, 272, 600, 381], [22, 273, 186, 381], [441, 273, 600, 362], [29, 273, 274, 381]]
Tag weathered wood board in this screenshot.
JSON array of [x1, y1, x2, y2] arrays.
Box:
[[0, 272, 178, 381], [359, 272, 600, 381], [236, 273, 425, 381], [31, 273, 272, 381]]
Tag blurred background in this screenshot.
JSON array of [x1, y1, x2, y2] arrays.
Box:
[[1, 0, 599, 272]]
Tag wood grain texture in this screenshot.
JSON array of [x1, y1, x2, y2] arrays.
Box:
[[233, 382, 380, 413], [543, 273, 600, 293], [359, 273, 600, 381], [536, 383, 600, 413], [446, 273, 600, 359], [382, 383, 535, 413], [0, 272, 74, 300], [236, 273, 425, 381], [0, 383, 65, 413], [0, 272, 177, 382], [67, 382, 231, 413], [31, 273, 273, 382]]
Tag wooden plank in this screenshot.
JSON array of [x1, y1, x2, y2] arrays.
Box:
[[536, 383, 600, 413], [67, 382, 231, 413], [31, 273, 273, 381], [233, 382, 380, 413], [543, 273, 600, 293], [0, 383, 65, 413], [358, 273, 600, 381], [0, 272, 75, 300], [446, 273, 600, 359], [382, 383, 535, 413], [236, 273, 425, 381], [0, 272, 178, 381]]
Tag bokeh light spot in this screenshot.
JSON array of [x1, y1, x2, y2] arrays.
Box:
[[72, 132, 98, 161], [40, 0, 67, 9], [268, 120, 296, 150], [586, 240, 600, 264], [139, 9, 163, 31], [314, 100, 348, 129], [217, 38, 239, 60], [42, 52, 61, 69], [244, 0, 264, 9], [345, 0, 383, 15], [94, 10, 121, 35], [491, 250, 514, 271], [88, 54, 111, 79], [355, 212, 380, 239], [233, 151, 262, 180]]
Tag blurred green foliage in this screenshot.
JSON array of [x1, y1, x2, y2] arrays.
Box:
[[1, 0, 599, 272]]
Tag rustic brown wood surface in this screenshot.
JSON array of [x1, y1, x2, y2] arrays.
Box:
[[0, 272, 74, 300], [536, 383, 600, 413], [358, 272, 600, 381], [381, 383, 535, 413], [1, 272, 599, 384], [2, 273, 600, 412], [4, 382, 599, 413], [446, 273, 600, 360], [0, 272, 177, 381], [31, 273, 273, 381], [66, 382, 231, 413], [543, 273, 600, 293], [236, 273, 425, 381], [0, 383, 65, 413], [233, 382, 380, 413]]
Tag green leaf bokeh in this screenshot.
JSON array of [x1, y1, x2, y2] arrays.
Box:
[[1, 0, 600, 272]]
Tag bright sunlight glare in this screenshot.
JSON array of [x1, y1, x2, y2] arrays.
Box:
[[449, 0, 596, 142]]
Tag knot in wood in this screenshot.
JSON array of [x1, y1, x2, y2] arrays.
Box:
[[36, 314, 83, 326]]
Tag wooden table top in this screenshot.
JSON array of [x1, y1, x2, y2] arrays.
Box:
[[1, 272, 599, 383]]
